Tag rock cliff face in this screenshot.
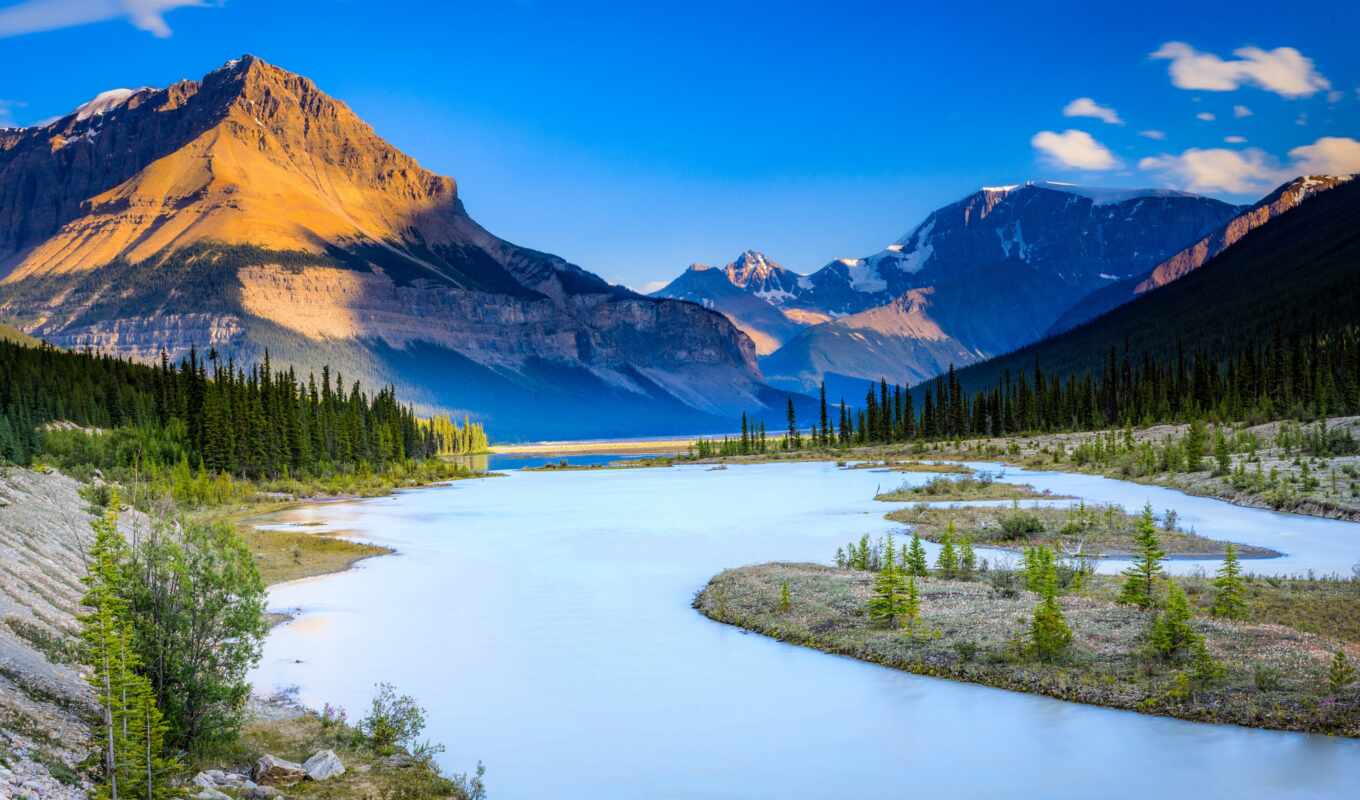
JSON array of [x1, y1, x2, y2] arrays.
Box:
[[1048, 175, 1356, 336], [0, 56, 771, 438]]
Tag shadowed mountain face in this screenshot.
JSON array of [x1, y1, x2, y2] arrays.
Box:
[[1048, 175, 1356, 336], [0, 56, 780, 439], [656, 183, 1241, 393], [949, 174, 1360, 399]]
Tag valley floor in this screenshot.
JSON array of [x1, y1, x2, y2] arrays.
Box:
[[695, 563, 1360, 737]]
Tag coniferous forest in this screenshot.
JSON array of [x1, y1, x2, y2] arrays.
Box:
[[0, 339, 488, 475]]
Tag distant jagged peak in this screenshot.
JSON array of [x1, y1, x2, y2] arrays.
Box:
[[1261, 173, 1354, 207], [725, 250, 788, 285]]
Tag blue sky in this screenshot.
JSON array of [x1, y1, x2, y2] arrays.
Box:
[[1, 1, 1357, 289]]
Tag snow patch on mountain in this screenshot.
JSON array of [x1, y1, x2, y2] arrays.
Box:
[[839, 258, 887, 293], [893, 217, 936, 273], [72, 88, 145, 122]]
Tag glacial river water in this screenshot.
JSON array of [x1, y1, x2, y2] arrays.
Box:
[[250, 459, 1360, 799]]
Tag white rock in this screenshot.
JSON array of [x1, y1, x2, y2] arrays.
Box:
[[303, 749, 345, 781]]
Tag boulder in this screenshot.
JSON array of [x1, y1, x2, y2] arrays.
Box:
[[253, 754, 306, 786], [195, 790, 232, 800], [245, 786, 285, 799], [303, 749, 345, 781]]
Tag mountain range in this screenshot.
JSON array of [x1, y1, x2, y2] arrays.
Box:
[[653, 181, 1243, 396], [945, 172, 1360, 399], [0, 56, 788, 439]]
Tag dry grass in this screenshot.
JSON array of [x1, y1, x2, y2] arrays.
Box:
[[240, 528, 391, 588], [883, 504, 1279, 559], [875, 474, 1059, 502], [696, 563, 1359, 737]]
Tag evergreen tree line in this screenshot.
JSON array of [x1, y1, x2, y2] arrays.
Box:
[[0, 340, 489, 476], [703, 322, 1360, 454]]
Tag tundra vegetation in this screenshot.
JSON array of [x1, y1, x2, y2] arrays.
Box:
[[699, 509, 1360, 737]]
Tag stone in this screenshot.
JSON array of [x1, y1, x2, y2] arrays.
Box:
[[303, 749, 345, 781], [245, 786, 285, 799], [252, 754, 306, 786], [195, 790, 232, 800]]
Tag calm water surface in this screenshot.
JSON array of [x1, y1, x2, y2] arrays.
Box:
[[252, 460, 1360, 799]]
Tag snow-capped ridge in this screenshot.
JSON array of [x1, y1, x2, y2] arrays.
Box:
[[72, 88, 148, 122]]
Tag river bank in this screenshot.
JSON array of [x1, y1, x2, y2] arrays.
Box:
[[666, 415, 1360, 525], [694, 562, 1360, 737]]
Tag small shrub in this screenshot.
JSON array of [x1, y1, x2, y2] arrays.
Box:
[[999, 510, 1045, 540], [361, 683, 428, 754]]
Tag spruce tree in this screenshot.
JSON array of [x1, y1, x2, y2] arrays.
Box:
[[903, 532, 929, 577], [959, 536, 976, 580], [779, 580, 791, 613], [1029, 557, 1072, 662], [901, 575, 921, 633], [1148, 582, 1198, 659], [935, 520, 959, 578], [1209, 544, 1247, 620], [1117, 504, 1165, 609], [868, 536, 907, 627]]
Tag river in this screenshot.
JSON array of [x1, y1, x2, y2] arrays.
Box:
[[250, 459, 1360, 798]]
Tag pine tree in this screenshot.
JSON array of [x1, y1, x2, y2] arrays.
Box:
[[1148, 582, 1198, 659], [1029, 557, 1072, 662], [1188, 639, 1227, 688], [901, 575, 921, 633], [959, 536, 976, 580], [1209, 544, 1247, 620], [779, 581, 791, 613], [935, 520, 958, 578], [903, 533, 929, 577], [1117, 504, 1165, 609], [868, 536, 907, 627], [1213, 426, 1231, 476], [1328, 650, 1357, 695]]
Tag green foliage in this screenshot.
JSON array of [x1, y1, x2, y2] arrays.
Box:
[[935, 520, 959, 578], [1189, 640, 1227, 688], [901, 576, 921, 633], [0, 340, 487, 482], [120, 519, 269, 752], [79, 498, 180, 799], [1117, 505, 1166, 609], [360, 683, 431, 755], [868, 536, 908, 627], [999, 509, 1045, 541], [1328, 650, 1357, 695], [1209, 544, 1248, 620], [779, 581, 791, 613], [902, 533, 929, 577], [1148, 582, 1198, 660], [959, 536, 976, 580]]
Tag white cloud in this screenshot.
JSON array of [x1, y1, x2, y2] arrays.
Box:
[[0, 0, 208, 39], [1224, 135, 1247, 144], [0, 99, 25, 127], [1150, 41, 1331, 98], [1062, 97, 1124, 125], [1139, 148, 1276, 193], [1196, 112, 1216, 121], [1288, 137, 1360, 175], [1031, 129, 1120, 170], [1233, 104, 1253, 118], [1139, 129, 1167, 140], [1140, 136, 1360, 194], [1327, 90, 1344, 104]]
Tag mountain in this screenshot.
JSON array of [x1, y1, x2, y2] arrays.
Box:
[[662, 182, 1239, 393], [651, 251, 818, 354], [0, 55, 784, 440], [1049, 175, 1355, 335], [946, 173, 1360, 399]]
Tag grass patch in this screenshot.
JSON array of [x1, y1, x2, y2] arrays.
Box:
[[885, 503, 1278, 559], [239, 528, 392, 588], [696, 563, 1359, 737], [876, 473, 1060, 502]]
